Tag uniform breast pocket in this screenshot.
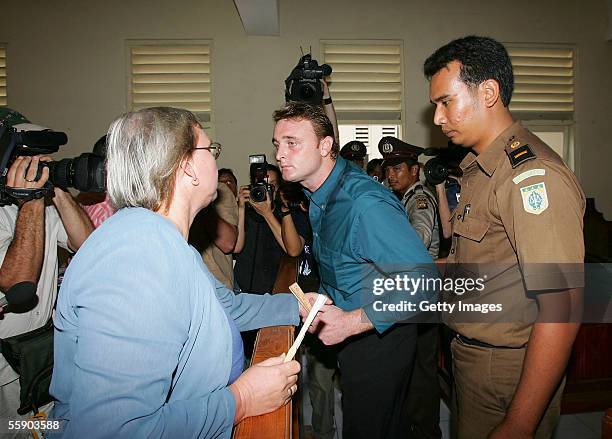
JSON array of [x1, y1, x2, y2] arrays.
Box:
[[453, 216, 490, 242]]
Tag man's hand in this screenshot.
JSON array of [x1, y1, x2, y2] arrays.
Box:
[[311, 306, 370, 345], [298, 292, 331, 320], [6, 155, 50, 204]]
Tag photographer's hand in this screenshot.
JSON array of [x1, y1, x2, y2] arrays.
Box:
[[0, 156, 47, 293], [51, 185, 93, 251]]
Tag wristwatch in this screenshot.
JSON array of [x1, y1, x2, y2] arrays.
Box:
[[279, 210, 292, 217]]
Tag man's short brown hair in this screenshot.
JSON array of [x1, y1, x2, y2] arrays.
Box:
[[273, 102, 339, 159]]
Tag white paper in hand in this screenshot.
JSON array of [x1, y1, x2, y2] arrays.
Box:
[[284, 294, 327, 362]]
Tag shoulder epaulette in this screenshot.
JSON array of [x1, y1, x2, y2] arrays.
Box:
[[505, 140, 536, 169]]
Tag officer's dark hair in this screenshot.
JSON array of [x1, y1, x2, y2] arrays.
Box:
[[366, 158, 383, 175], [423, 35, 514, 107], [218, 168, 237, 185], [273, 102, 339, 159]]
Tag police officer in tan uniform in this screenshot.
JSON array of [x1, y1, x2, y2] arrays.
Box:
[[380, 136, 442, 439], [424, 36, 584, 438], [340, 140, 367, 169], [379, 136, 440, 259]]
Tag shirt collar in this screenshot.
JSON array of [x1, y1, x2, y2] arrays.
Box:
[[401, 181, 422, 202], [460, 120, 523, 176], [304, 157, 348, 209]]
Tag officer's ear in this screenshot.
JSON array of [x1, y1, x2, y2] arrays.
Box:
[[411, 164, 419, 177], [481, 79, 500, 108]]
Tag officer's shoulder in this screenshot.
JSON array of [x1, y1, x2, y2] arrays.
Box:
[[504, 130, 565, 174]]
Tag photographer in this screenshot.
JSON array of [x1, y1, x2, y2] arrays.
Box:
[[233, 163, 285, 293], [0, 120, 93, 436]]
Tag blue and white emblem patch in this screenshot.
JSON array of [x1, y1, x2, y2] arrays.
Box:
[[520, 182, 549, 215]]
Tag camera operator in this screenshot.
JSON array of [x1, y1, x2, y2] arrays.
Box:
[[0, 121, 93, 436]]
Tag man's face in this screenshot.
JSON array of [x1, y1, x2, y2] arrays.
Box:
[[385, 162, 418, 193], [429, 60, 484, 148], [273, 118, 330, 189]]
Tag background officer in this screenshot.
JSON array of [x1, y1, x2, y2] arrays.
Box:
[[379, 136, 442, 439], [380, 136, 440, 259], [340, 140, 367, 169]]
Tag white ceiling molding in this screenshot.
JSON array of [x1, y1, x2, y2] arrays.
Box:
[[233, 0, 279, 36]]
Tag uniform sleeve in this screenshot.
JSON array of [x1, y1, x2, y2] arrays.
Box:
[[406, 194, 436, 249], [503, 162, 585, 291], [56, 228, 235, 439], [213, 274, 300, 331], [352, 197, 439, 333]]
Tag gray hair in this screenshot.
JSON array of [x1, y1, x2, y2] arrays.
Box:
[[106, 107, 201, 210]]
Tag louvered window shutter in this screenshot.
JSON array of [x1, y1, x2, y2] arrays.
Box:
[[322, 43, 402, 121], [129, 43, 211, 122], [0, 46, 6, 106], [507, 45, 574, 117]]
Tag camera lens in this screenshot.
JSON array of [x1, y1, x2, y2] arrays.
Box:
[[250, 185, 267, 203]]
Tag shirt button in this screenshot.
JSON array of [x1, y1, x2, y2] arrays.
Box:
[[450, 249, 455, 254], [456, 214, 462, 220]]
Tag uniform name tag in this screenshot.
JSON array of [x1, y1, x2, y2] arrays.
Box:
[[513, 168, 545, 184]]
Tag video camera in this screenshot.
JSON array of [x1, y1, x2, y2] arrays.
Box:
[[0, 124, 106, 206], [285, 53, 332, 104], [423, 143, 470, 186], [248, 154, 274, 204]]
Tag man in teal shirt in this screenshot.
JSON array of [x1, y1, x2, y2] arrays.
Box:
[[272, 102, 438, 439]]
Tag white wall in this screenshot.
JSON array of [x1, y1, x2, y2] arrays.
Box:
[[1, 0, 610, 217]]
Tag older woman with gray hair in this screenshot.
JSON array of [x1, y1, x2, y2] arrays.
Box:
[[49, 107, 302, 438]]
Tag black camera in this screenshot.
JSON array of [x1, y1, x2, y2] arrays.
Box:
[[248, 154, 274, 204], [0, 124, 106, 205], [285, 54, 332, 104], [423, 143, 469, 186]]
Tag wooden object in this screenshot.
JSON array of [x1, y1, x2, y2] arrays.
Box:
[[289, 283, 311, 313], [233, 256, 300, 439]]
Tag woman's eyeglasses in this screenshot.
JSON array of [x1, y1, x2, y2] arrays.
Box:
[[194, 142, 222, 160]]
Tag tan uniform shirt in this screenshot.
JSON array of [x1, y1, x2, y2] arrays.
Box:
[[443, 121, 585, 347], [201, 183, 238, 289]]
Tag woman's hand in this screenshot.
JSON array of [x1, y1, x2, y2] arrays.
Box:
[[229, 354, 300, 424]]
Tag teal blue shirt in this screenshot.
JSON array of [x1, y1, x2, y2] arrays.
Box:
[[305, 158, 437, 333]]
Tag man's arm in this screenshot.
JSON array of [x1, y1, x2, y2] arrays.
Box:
[[52, 187, 94, 251], [490, 289, 581, 438], [0, 156, 46, 292], [202, 209, 238, 254], [321, 79, 339, 143], [233, 186, 248, 253], [406, 193, 436, 248]]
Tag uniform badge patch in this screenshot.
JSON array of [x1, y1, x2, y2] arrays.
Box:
[[520, 182, 549, 215], [416, 195, 428, 209]]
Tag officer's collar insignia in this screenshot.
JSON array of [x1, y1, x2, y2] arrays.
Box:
[[520, 182, 549, 215], [506, 143, 535, 168], [382, 142, 393, 154], [510, 140, 521, 149]]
